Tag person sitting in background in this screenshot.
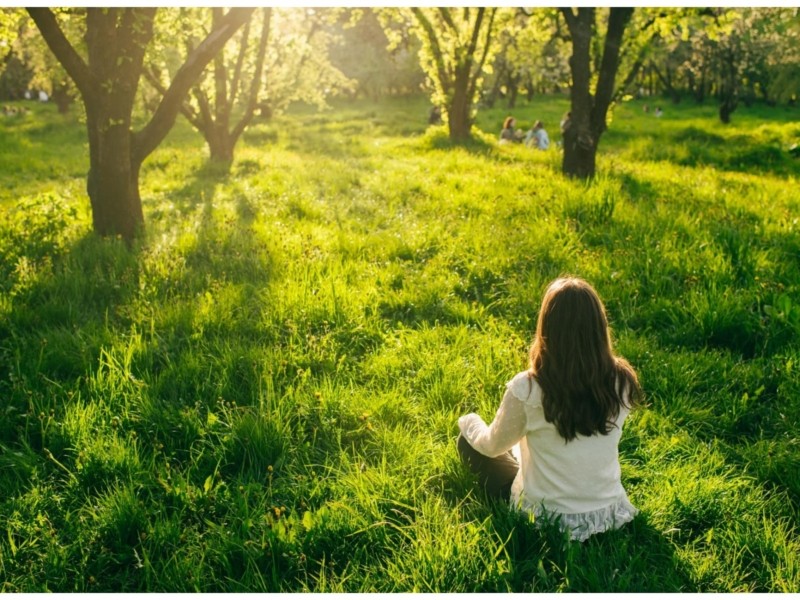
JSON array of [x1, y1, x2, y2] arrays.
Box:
[[428, 105, 442, 125], [525, 120, 550, 150], [499, 116, 523, 144], [654, 106, 663, 118]]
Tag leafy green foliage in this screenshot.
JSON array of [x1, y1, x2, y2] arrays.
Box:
[[1, 96, 799, 592]]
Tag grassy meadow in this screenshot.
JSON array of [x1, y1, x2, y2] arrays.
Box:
[[1, 93, 799, 592]]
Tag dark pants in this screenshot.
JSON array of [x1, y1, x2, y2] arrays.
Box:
[[457, 434, 519, 501]]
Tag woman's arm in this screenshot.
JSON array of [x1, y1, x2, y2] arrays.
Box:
[[458, 388, 527, 457]]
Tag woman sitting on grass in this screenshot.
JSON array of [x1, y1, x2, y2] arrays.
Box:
[[524, 120, 550, 150], [499, 116, 523, 144], [457, 277, 642, 542]]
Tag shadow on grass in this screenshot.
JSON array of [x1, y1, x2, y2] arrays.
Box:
[[1, 230, 141, 381], [168, 159, 228, 218], [437, 443, 692, 592], [0, 228, 143, 499], [489, 507, 693, 592]]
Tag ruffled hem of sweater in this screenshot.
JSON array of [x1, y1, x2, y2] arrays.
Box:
[[525, 495, 638, 542]]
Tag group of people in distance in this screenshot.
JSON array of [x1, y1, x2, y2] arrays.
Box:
[[643, 104, 664, 117], [499, 116, 550, 150]]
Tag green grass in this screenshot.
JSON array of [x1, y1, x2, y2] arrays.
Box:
[[1, 94, 799, 592]]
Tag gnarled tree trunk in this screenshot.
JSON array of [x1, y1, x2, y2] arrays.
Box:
[[560, 7, 633, 179]]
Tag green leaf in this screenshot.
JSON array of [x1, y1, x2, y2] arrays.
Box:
[[776, 294, 792, 315]]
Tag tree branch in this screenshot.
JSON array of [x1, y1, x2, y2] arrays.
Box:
[[437, 8, 457, 32], [117, 9, 156, 90], [649, 60, 670, 87], [468, 8, 497, 101], [143, 65, 202, 131], [591, 7, 634, 136], [232, 8, 271, 142], [226, 16, 251, 119], [193, 85, 214, 133], [615, 58, 644, 100], [26, 8, 95, 100], [465, 7, 485, 60], [412, 8, 452, 95], [212, 8, 228, 124], [559, 7, 578, 31]]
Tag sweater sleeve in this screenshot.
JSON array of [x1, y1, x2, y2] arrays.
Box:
[[458, 386, 528, 458]]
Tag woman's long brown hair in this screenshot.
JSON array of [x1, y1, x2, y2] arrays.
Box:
[[529, 277, 641, 442]]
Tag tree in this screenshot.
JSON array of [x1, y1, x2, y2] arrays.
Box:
[[644, 9, 797, 120], [0, 8, 31, 100], [559, 8, 634, 179], [0, 8, 21, 50], [328, 9, 424, 100], [27, 8, 254, 241], [5, 13, 77, 111], [483, 9, 570, 109], [405, 8, 499, 141], [255, 9, 353, 118], [708, 9, 797, 120], [146, 8, 352, 165], [766, 9, 800, 104], [145, 8, 270, 164]]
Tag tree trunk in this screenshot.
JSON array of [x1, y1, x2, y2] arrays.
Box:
[[206, 125, 235, 164], [410, 8, 495, 145], [51, 78, 73, 114], [718, 47, 738, 124], [696, 65, 706, 103], [506, 73, 519, 109], [561, 7, 632, 179], [686, 70, 696, 102], [86, 108, 144, 239], [483, 84, 499, 109], [562, 124, 597, 179], [562, 9, 593, 178], [719, 95, 737, 123], [507, 87, 518, 109], [52, 89, 71, 113], [448, 67, 472, 142], [483, 59, 506, 109]]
